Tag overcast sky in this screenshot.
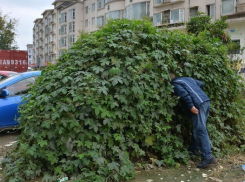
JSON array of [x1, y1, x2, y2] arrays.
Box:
[[1, 0, 54, 50]]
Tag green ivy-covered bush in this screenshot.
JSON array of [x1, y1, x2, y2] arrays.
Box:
[[2, 19, 245, 182]]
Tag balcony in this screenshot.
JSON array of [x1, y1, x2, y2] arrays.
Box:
[[59, 18, 67, 24], [104, 0, 122, 5], [221, 3, 245, 19], [154, 0, 185, 7], [154, 9, 185, 28], [155, 18, 185, 28]]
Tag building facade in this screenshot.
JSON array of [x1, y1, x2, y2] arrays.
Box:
[[32, 0, 245, 67], [42, 9, 57, 66], [33, 18, 43, 67], [53, 0, 84, 57]]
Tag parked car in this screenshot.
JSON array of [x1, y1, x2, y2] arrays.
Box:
[[0, 71, 41, 129], [0, 71, 18, 81]]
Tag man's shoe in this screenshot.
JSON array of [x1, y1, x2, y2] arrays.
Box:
[[197, 156, 216, 168]]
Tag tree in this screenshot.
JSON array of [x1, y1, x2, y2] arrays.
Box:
[[186, 12, 231, 44], [2, 19, 245, 182], [228, 41, 245, 73], [0, 10, 18, 50]]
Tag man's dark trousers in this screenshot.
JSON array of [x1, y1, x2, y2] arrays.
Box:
[[189, 101, 212, 159]]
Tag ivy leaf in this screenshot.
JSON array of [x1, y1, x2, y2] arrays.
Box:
[[109, 67, 120, 76], [108, 161, 120, 171], [27, 148, 35, 156], [42, 121, 50, 129], [145, 135, 156, 146], [59, 104, 69, 112], [70, 120, 79, 128], [95, 157, 106, 165], [98, 86, 108, 95], [94, 106, 101, 115], [132, 86, 143, 95], [38, 140, 48, 148], [54, 166, 62, 175], [52, 112, 60, 120], [62, 77, 68, 84], [110, 76, 123, 86]]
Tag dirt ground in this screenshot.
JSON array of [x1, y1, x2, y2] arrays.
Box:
[[0, 131, 244, 182]]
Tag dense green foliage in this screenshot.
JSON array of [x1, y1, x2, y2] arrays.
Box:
[[186, 12, 231, 44], [0, 10, 18, 50], [2, 19, 245, 182]]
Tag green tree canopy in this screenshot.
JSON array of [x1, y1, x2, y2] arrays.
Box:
[[186, 12, 231, 44], [0, 10, 18, 50], [2, 19, 245, 182]]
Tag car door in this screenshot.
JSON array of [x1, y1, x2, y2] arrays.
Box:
[[0, 77, 37, 128]]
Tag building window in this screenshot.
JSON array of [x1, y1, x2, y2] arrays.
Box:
[[60, 25, 66, 35], [85, 6, 89, 14], [229, 40, 240, 54], [154, 13, 162, 25], [190, 7, 198, 18], [92, 17, 95, 25], [69, 9, 75, 20], [59, 37, 66, 47], [105, 10, 124, 23], [45, 27, 50, 35], [97, 16, 104, 27], [50, 35, 53, 42], [69, 35, 75, 47], [69, 22, 75, 32], [207, 4, 215, 18], [59, 51, 65, 56], [154, 0, 163, 5], [97, 0, 104, 9], [125, 5, 131, 19], [132, 2, 150, 20], [85, 19, 88, 27], [222, 0, 235, 14], [162, 10, 171, 23], [170, 9, 184, 23], [92, 3, 95, 11], [60, 13, 67, 23]]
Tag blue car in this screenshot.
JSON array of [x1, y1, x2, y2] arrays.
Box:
[[0, 71, 41, 129]]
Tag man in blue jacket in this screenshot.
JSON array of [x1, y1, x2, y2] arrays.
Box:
[[171, 73, 216, 168]]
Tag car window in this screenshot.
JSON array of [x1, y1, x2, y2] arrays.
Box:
[[6, 76, 38, 96], [7, 73, 18, 77], [0, 75, 7, 81], [0, 74, 19, 84]]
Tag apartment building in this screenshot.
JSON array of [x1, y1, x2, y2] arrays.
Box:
[[42, 9, 57, 66], [26, 44, 34, 66], [82, 0, 153, 31], [32, 0, 245, 67], [53, 0, 84, 56], [153, 0, 245, 57], [33, 18, 43, 67]]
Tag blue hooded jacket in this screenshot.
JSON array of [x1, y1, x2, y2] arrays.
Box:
[[171, 77, 210, 112]]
